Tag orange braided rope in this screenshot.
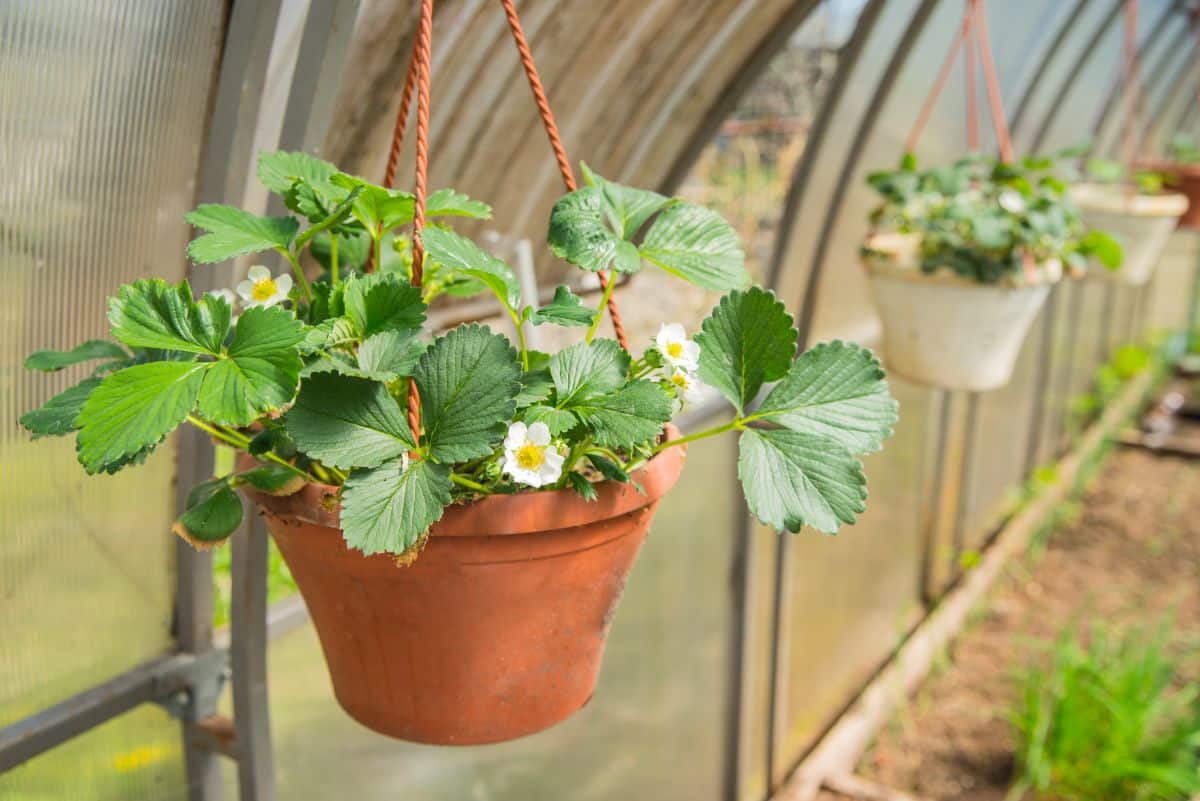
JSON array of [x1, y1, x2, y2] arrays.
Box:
[[402, 0, 434, 440], [497, 0, 630, 352]]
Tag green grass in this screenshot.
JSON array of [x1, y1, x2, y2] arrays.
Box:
[[1009, 618, 1200, 801]]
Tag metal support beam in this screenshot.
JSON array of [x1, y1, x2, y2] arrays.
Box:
[[231, 521, 276, 801], [0, 652, 227, 774]]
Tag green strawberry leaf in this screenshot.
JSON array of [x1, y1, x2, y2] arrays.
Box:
[[331, 174, 415, 232], [640, 201, 749, 291], [566, 471, 598, 502], [107, 279, 231, 355], [285, 373, 414, 470], [569, 380, 671, 448], [257, 150, 339, 198], [697, 288, 796, 413], [521, 405, 578, 436], [234, 464, 307, 496], [547, 186, 643, 274], [420, 227, 521, 312], [20, 377, 102, 438], [580, 162, 669, 238], [340, 456, 452, 555], [738, 427, 866, 535], [76, 361, 208, 474], [413, 324, 521, 462], [530, 285, 596, 327], [342, 272, 426, 336], [753, 341, 897, 455], [355, 329, 426, 381], [185, 204, 299, 264], [426, 188, 492, 220], [196, 305, 304, 426], [25, 340, 128, 372], [174, 478, 244, 546], [515, 368, 554, 408], [550, 339, 630, 407]]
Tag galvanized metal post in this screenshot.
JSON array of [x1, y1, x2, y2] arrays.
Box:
[[231, 518, 276, 801]]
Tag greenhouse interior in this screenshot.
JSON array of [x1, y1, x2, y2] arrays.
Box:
[[3, 0, 1200, 799]]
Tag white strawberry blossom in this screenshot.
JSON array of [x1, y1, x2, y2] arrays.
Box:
[[654, 323, 700, 370], [668, 369, 706, 408], [236, 265, 293, 308], [501, 421, 564, 488]]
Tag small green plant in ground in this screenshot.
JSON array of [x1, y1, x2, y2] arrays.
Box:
[[1008, 619, 1200, 801]]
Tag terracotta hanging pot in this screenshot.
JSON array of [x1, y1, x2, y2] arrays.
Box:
[[863, 233, 1054, 392], [239, 430, 686, 745], [1141, 162, 1200, 230], [1071, 183, 1187, 285]]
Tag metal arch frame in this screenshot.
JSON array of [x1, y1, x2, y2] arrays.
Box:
[[1018, 0, 1182, 475], [1090, 0, 1188, 154], [757, 1, 1194, 789], [1136, 28, 1199, 149], [659, 0, 824, 196]]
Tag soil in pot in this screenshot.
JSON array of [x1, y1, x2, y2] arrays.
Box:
[[820, 448, 1200, 801], [863, 232, 1053, 392], [241, 434, 687, 745], [1070, 183, 1186, 286]]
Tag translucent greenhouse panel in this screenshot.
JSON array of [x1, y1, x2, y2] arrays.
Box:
[[961, 306, 1045, 553], [0, 0, 224, 797], [774, 374, 929, 778], [1, 706, 183, 801], [237, 433, 740, 801], [1145, 233, 1199, 334]]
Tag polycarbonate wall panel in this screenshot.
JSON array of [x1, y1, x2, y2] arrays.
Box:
[[0, 0, 224, 797], [241, 433, 739, 801], [774, 375, 928, 774]]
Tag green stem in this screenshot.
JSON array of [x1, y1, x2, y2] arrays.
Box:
[[281, 249, 314, 304], [373, 228, 383, 273], [585, 277, 616, 344], [330, 233, 340, 285], [509, 309, 530, 371], [185, 414, 314, 482], [651, 418, 742, 455], [450, 473, 491, 494]]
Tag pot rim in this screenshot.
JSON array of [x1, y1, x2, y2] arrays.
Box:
[[861, 232, 1059, 290], [1069, 182, 1188, 217], [1137, 160, 1200, 178], [244, 424, 687, 537]]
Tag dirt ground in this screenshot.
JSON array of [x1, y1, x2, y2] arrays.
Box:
[[819, 445, 1200, 801]]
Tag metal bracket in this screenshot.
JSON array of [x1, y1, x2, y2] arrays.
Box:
[[154, 649, 230, 722], [0, 650, 229, 774]]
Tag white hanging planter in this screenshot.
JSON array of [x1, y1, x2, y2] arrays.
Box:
[[863, 233, 1055, 392], [1070, 183, 1186, 286]]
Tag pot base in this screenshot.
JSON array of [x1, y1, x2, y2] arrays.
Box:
[[244, 436, 686, 745]]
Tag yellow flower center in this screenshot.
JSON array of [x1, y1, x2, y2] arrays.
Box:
[[515, 443, 545, 470], [666, 342, 683, 359], [251, 278, 278, 302], [670, 373, 689, 389]]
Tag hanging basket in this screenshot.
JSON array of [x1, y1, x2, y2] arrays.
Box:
[[1140, 162, 1200, 230], [1071, 183, 1187, 285], [863, 233, 1053, 392], [239, 431, 685, 745]]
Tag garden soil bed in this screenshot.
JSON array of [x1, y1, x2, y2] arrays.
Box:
[[819, 446, 1200, 801]]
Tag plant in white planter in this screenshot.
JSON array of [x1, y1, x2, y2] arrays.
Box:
[[862, 153, 1122, 392], [1069, 156, 1186, 286], [20, 150, 899, 743]]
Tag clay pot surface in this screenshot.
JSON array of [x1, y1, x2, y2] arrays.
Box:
[[242, 430, 686, 745], [1071, 183, 1186, 286], [863, 232, 1053, 391], [1141, 162, 1200, 229]]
